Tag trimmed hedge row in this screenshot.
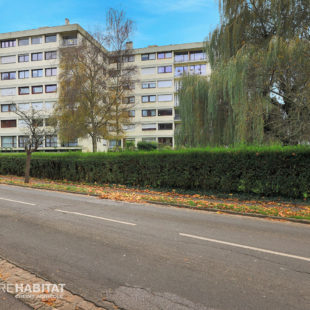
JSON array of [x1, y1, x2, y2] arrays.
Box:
[[0, 146, 309, 199]]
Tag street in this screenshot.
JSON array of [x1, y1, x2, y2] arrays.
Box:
[[0, 184, 309, 310]]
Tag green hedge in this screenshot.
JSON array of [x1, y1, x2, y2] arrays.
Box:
[[0, 146, 309, 199]]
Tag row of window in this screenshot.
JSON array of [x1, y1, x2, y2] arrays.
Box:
[[1, 102, 54, 113], [127, 108, 173, 118], [141, 123, 173, 131], [1, 35, 57, 48], [0, 136, 78, 148], [111, 123, 173, 132], [141, 66, 172, 75], [142, 80, 173, 89], [1, 68, 57, 80], [124, 94, 173, 104], [0, 117, 54, 128], [1, 51, 57, 64], [109, 137, 173, 148], [0, 85, 57, 96], [175, 64, 207, 77], [141, 51, 206, 62]]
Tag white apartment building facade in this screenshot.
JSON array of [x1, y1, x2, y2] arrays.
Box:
[[0, 22, 209, 152]]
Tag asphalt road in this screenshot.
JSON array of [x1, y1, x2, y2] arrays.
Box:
[[0, 184, 309, 310]]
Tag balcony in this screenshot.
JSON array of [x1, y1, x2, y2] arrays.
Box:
[[62, 38, 77, 47]]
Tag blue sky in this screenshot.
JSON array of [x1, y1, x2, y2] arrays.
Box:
[[0, 0, 220, 48]]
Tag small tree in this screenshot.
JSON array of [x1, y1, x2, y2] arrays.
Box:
[[15, 107, 56, 183]]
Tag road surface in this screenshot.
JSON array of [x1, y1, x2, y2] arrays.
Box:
[[0, 184, 309, 310]]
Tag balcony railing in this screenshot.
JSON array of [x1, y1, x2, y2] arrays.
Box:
[[62, 38, 78, 46]]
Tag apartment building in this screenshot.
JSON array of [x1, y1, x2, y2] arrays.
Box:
[[0, 22, 209, 152], [119, 42, 210, 149]]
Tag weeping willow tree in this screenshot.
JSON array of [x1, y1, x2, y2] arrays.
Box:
[[177, 0, 310, 147]]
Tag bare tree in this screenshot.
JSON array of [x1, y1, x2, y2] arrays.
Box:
[[15, 107, 56, 183], [104, 8, 137, 148]]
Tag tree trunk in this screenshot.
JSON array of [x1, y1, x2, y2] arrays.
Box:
[[24, 151, 32, 184], [91, 135, 98, 153]]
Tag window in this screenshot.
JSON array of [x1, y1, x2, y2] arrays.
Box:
[[190, 51, 206, 61], [158, 123, 173, 130], [18, 103, 30, 111], [141, 53, 156, 61], [45, 35, 57, 43], [63, 36, 77, 46], [124, 96, 135, 104], [142, 123, 156, 131], [1, 72, 16, 80], [124, 55, 135, 62], [158, 137, 173, 146], [45, 102, 55, 110], [18, 70, 29, 79], [142, 81, 156, 89], [158, 109, 172, 116], [175, 66, 188, 77], [1, 55, 16, 64], [31, 52, 43, 61], [45, 135, 57, 147], [31, 36, 42, 44], [157, 51, 172, 59], [142, 137, 156, 142], [109, 140, 121, 149], [32, 69, 43, 78], [18, 54, 29, 62], [1, 120, 17, 128], [19, 87, 30, 95], [19, 136, 29, 148], [129, 110, 135, 117], [32, 86, 43, 94], [1, 104, 16, 112], [158, 66, 172, 74], [45, 84, 57, 93], [32, 102, 43, 110], [1, 40, 16, 48], [1, 136, 16, 148], [158, 80, 172, 88], [123, 124, 135, 131], [174, 52, 189, 62], [18, 38, 29, 46], [142, 95, 156, 103], [141, 67, 156, 75], [142, 109, 156, 117], [61, 139, 78, 147], [1, 88, 16, 96], [45, 68, 57, 76], [189, 64, 207, 75], [45, 51, 57, 60], [33, 119, 44, 127], [158, 94, 173, 102]]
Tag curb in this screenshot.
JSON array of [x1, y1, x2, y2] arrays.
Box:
[[145, 200, 310, 225]]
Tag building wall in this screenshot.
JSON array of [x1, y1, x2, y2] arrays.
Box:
[[0, 24, 209, 152]]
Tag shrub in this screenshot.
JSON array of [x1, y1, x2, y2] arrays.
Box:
[[137, 141, 158, 151], [0, 146, 309, 199]]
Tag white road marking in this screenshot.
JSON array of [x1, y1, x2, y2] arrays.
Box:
[[55, 209, 136, 226], [0, 197, 36, 206], [179, 233, 310, 262]]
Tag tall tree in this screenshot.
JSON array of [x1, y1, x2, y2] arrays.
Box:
[[56, 35, 111, 152], [104, 8, 136, 148], [177, 0, 310, 147]]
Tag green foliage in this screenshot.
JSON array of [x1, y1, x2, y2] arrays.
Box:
[[137, 141, 158, 151], [177, 0, 310, 147], [0, 146, 309, 199]]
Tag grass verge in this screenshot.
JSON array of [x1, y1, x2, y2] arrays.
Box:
[[0, 175, 309, 222]]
